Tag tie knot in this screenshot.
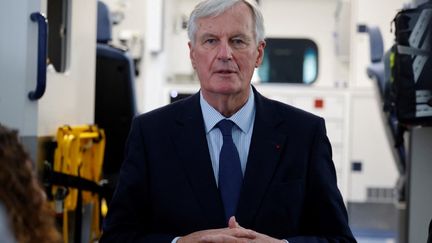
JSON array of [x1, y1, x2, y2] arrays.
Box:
[[217, 119, 235, 136]]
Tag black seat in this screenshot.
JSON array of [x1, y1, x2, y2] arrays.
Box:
[[95, 0, 137, 201]]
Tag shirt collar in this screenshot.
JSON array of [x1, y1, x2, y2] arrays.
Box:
[[200, 86, 255, 134]]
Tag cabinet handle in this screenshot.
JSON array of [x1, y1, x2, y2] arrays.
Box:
[[28, 12, 48, 101]]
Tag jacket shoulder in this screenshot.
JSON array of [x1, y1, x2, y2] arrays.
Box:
[[134, 93, 199, 123]]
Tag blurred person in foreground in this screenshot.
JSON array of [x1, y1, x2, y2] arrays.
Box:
[[101, 0, 356, 242], [0, 123, 61, 243], [428, 219, 431, 243]]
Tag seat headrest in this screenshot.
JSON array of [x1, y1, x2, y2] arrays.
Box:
[[367, 26, 384, 63], [97, 1, 112, 43]]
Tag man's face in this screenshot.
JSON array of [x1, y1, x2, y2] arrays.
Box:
[[189, 2, 265, 100]]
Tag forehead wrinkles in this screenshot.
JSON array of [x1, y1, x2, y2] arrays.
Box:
[[196, 11, 254, 39]]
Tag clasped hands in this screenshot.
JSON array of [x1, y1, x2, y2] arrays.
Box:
[[177, 216, 285, 243]]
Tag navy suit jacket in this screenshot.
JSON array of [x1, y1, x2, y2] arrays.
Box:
[[101, 88, 356, 242]]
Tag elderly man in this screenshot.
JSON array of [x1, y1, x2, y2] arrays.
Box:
[[101, 0, 356, 242]]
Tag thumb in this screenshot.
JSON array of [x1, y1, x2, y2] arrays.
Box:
[[228, 216, 240, 229]]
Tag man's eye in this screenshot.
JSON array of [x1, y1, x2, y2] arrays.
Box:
[[204, 39, 217, 44], [232, 39, 244, 44], [232, 39, 247, 48]]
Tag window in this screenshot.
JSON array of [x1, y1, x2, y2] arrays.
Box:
[[258, 38, 318, 84], [47, 0, 70, 72]]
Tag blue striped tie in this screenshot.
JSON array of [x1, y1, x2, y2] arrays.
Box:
[[217, 119, 243, 221]]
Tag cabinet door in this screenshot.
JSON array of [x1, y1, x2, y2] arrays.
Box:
[[0, 0, 97, 161], [0, 0, 44, 159]]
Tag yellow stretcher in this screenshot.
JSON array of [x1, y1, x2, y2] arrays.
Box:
[[53, 125, 105, 243]]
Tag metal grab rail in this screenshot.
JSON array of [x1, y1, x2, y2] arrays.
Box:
[[28, 12, 48, 101]]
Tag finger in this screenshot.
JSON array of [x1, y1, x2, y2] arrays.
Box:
[[228, 227, 257, 239], [200, 235, 251, 243], [199, 228, 257, 242], [199, 234, 243, 243], [228, 216, 240, 228]]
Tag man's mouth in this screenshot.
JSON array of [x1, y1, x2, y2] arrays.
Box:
[[215, 69, 236, 74]]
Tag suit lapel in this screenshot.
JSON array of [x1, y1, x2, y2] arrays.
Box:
[[171, 93, 226, 226], [170, 90, 288, 227], [236, 89, 288, 226]]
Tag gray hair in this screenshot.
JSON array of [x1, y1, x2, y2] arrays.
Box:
[[188, 0, 265, 45]]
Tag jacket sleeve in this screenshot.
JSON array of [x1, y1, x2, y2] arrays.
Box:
[[99, 118, 176, 243], [286, 118, 356, 243]]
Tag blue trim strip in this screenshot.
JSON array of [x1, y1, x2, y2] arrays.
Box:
[[28, 12, 48, 101]]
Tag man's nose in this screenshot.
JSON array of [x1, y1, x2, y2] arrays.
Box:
[[217, 41, 233, 61]]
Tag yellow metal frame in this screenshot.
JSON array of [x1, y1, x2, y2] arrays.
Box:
[[53, 125, 105, 243]]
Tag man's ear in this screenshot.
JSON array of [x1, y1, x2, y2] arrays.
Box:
[[255, 40, 266, 68], [188, 41, 196, 69]]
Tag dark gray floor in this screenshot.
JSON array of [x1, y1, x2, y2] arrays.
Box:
[[348, 202, 398, 231], [348, 202, 397, 243]]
